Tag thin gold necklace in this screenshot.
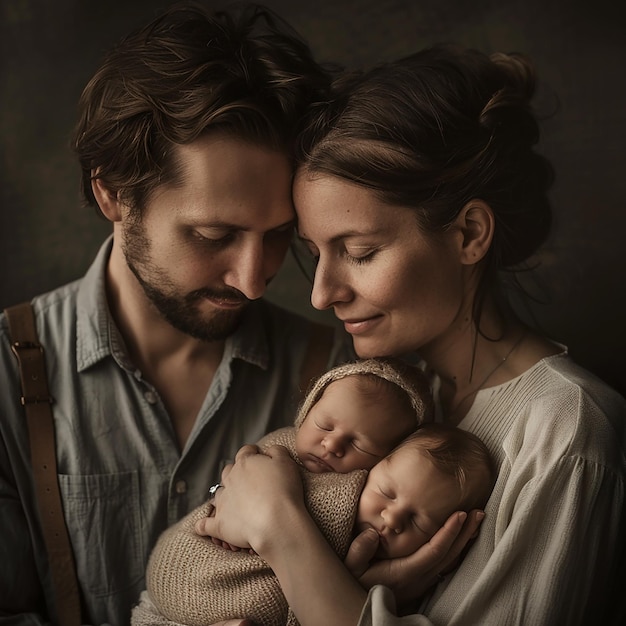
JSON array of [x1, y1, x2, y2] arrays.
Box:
[[450, 329, 527, 416]]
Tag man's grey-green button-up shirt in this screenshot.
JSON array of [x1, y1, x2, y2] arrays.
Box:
[[0, 237, 350, 625]]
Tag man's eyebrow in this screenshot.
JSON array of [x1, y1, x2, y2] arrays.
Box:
[[192, 218, 296, 231]]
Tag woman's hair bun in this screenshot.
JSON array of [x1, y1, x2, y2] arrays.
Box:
[[479, 52, 539, 145]]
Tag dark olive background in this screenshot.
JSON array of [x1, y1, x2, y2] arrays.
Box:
[[1, 0, 624, 396]]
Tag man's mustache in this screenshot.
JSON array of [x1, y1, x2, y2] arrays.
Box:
[[186, 287, 250, 305]]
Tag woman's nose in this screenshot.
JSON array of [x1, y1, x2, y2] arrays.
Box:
[[310, 258, 351, 311]]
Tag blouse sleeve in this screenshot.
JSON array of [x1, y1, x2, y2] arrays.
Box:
[[454, 453, 625, 624], [359, 453, 625, 625], [359, 586, 432, 626], [360, 381, 626, 626]]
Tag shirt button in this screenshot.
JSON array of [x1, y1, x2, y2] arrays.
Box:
[[175, 480, 187, 494], [144, 390, 157, 404]]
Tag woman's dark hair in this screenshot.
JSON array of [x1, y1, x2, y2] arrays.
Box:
[[72, 1, 331, 215], [297, 45, 555, 331]]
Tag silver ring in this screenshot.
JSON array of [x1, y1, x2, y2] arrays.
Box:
[[208, 483, 223, 497]]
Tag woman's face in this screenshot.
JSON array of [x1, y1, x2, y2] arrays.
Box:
[[294, 172, 470, 358]]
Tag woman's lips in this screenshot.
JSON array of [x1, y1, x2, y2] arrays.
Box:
[[341, 315, 384, 335]]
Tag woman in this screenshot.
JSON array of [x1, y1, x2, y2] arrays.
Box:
[[198, 45, 626, 625]]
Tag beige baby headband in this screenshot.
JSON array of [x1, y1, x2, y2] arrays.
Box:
[[295, 357, 433, 430]]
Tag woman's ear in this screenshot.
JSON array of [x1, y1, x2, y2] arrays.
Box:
[[91, 174, 123, 222], [454, 200, 494, 265]]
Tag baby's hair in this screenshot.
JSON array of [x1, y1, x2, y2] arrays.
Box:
[[392, 423, 496, 511]]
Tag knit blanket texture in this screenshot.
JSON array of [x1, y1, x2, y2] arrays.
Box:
[[137, 427, 367, 626]]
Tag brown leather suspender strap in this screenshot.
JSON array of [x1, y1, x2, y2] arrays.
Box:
[[5, 302, 81, 626]]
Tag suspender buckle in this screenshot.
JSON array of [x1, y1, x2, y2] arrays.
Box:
[[10, 341, 55, 405], [11, 339, 43, 354], [20, 394, 55, 406]]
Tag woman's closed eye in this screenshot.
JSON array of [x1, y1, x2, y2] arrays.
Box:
[[345, 245, 377, 265]]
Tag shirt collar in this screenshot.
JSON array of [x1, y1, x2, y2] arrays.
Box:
[[76, 236, 115, 372], [76, 235, 270, 372], [227, 300, 270, 370]]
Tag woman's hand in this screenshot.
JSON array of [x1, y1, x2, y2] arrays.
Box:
[[195, 444, 304, 553], [202, 499, 253, 552], [199, 445, 368, 626], [345, 509, 485, 606]]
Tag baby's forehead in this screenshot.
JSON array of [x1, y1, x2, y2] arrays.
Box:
[[383, 443, 435, 472], [338, 374, 416, 413], [319, 374, 404, 411]]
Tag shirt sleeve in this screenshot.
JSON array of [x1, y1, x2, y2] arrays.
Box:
[[0, 438, 51, 624]]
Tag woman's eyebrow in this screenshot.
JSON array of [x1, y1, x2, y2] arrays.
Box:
[[296, 229, 382, 243]]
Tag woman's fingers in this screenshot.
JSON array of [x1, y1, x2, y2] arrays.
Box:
[[423, 511, 469, 563], [357, 510, 483, 605], [344, 528, 380, 578], [234, 444, 260, 462], [258, 443, 293, 459], [439, 509, 485, 574], [195, 443, 303, 550], [196, 514, 219, 537]]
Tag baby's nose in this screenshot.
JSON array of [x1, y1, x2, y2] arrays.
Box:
[[323, 435, 345, 457]]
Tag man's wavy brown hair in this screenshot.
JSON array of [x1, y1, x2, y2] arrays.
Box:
[[72, 2, 330, 216]]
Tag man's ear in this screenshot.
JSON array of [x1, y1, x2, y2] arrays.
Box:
[[454, 200, 494, 265], [91, 174, 123, 222]]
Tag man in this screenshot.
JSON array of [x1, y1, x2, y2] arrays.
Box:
[[0, 4, 349, 624]]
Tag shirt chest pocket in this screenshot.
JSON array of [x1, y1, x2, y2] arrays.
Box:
[[58, 471, 145, 598]]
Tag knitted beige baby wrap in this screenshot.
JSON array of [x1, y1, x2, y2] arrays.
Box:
[[142, 427, 367, 626]]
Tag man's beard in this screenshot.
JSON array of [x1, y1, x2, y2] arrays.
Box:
[[133, 275, 248, 342], [122, 219, 249, 342]]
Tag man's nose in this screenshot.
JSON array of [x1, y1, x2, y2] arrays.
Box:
[[224, 239, 267, 300]]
